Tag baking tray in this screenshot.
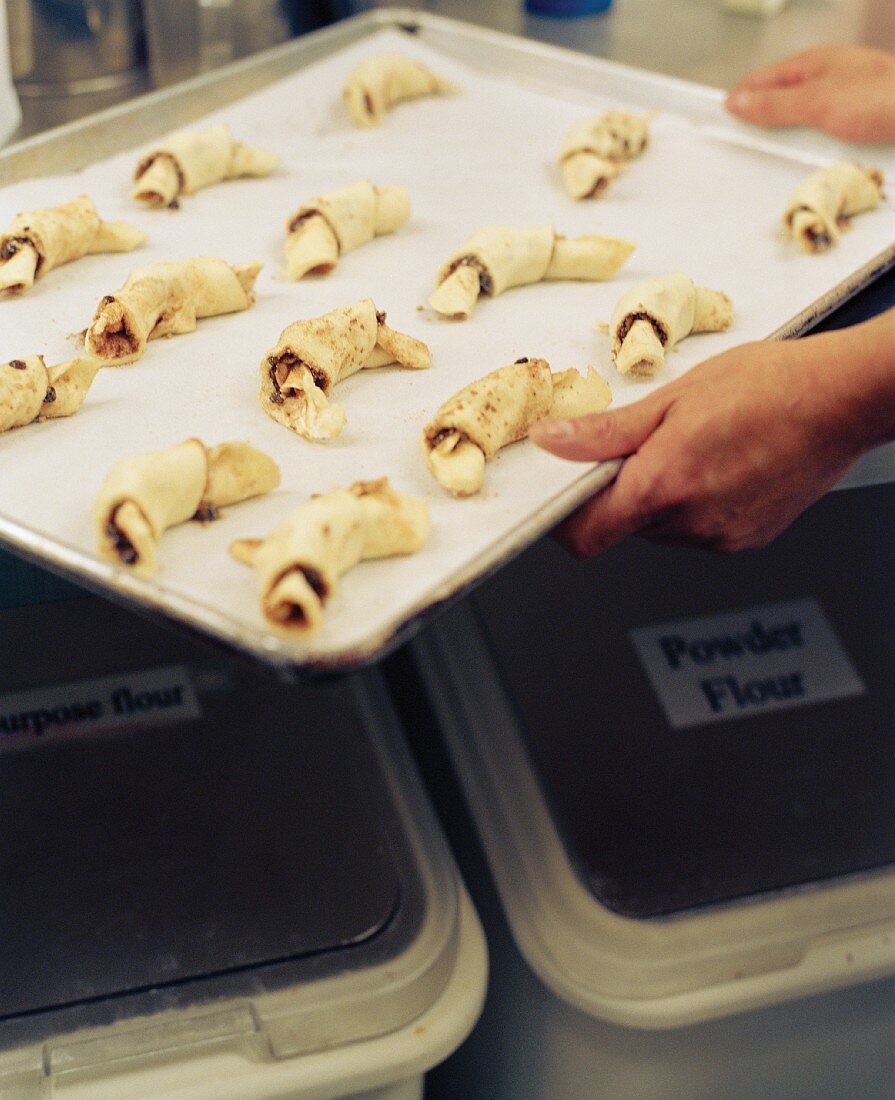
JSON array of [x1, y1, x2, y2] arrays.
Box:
[[1, 9, 894, 675]]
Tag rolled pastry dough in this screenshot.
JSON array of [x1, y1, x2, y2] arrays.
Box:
[[0, 354, 103, 433], [423, 357, 612, 496], [560, 111, 651, 200], [261, 298, 431, 441], [230, 478, 429, 637], [429, 225, 635, 319], [610, 272, 733, 377], [85, 257, 262, 365], [344, 54, 458, 127], [94, 438, 280, 578], [284, 180, 411, 280], [0, 195, 146, 294], [132, 123, 279, 208], [784, 162, 884, 253]]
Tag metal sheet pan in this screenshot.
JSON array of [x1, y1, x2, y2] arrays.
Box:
[[1, 9, 893, 676]]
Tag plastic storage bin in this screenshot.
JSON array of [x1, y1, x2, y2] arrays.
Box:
[[0, 552, 487, 1100], [409, 483, 895, 1032]]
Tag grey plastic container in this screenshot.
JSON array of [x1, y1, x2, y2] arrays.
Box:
[[0, 564, 486, 1100], [409, 484, 895, 1030]]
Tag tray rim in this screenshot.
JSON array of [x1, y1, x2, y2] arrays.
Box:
[[1, 7, 893, 675]]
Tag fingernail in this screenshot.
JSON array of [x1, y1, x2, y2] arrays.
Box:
[[532, 418, 574, 441], [727, 89, 752, 112]]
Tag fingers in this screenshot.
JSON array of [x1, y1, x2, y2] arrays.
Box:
[[732, 49, 827, 92], [554, 462, 661, 557], [725, 81, 823, 129], [530, 392, 670, 463]]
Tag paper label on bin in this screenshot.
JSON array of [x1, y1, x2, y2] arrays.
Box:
[[0, 665, 201, 748], [629, 599, 865, 729]]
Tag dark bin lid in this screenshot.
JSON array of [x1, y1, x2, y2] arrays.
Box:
[[0, 573, 409, 1045], [471, 483, 895, 919]]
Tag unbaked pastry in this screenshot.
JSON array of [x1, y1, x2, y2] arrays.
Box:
[[132, 123, 279, 208], [423, 357, 612, 496], [85, 257, 262, 365], [429, 225, 635, 319], [0, 354, 103, 433], [344, 54, 458, 127], [609, 272, 733, 377], [261, 298, 430, 441], [559, 111, 651, 200], [784, 162, 884, 253], [94, 438, 280, 577], [284, 180, 410, 280], [0, 195, 146, 295], [230, 478, 430, 637]]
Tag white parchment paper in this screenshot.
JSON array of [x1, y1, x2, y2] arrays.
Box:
[[1, 28, 893, 664]]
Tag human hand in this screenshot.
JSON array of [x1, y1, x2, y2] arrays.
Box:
[[530, 321, 895, 558], [725, 46, 895, 143]]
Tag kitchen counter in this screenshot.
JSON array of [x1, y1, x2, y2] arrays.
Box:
[[357, 0, 895, 88], [10, 0, 895, 143]]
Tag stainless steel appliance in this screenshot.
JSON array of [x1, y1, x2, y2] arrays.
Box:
[[3, 0, 307, 137], [7, 0, 147, 95], [7, 0, 301, 94]]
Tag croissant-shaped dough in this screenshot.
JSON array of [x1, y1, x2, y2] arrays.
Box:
[[559, 112, 651, 200], [261, 298, 431, 442], [423, 357, 612, 496], [230, 478, 429, 637], [0, 196, 146, 295], [0, 354, 103, 433], [610, 273, 733, 377], [429, 225, 635, 319], [284, 180, 410, 280], [85, 257, 262, 365], [344, 54, 458, 127], [94, 438, 280, 578], [783, 162, 883, 253], [132, 123, 279, 208]]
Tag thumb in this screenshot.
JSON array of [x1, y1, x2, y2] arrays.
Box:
[[530, 395, 668, 462], [725, 82, 822, 129]]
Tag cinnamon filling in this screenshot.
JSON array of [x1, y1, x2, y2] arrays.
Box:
[[287, 209, 317, 234], [106, 510, 138, 565], [193, 501, 219, 523], [805, 225, 832, 249], [135, 153, 186, 200], [267, 360, 285, 405], [584, 177, 610, 199], [1, 236, 41, 276], [1, 237, 29, 260], [270, 564, 329, 623], [95, 299, 138, 358], [267, 353, 328, 405], [452, 256, 493, 295], [617, 311, 667, 346], [100, 324, 137, 359], [286, 211, 341, 269], [301, 565, 328, 599], [430, 427, 462, 449]]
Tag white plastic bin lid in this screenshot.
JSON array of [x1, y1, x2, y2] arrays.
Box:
[[0, 552, 486, 1098], [411, 483, 895, 1028]]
